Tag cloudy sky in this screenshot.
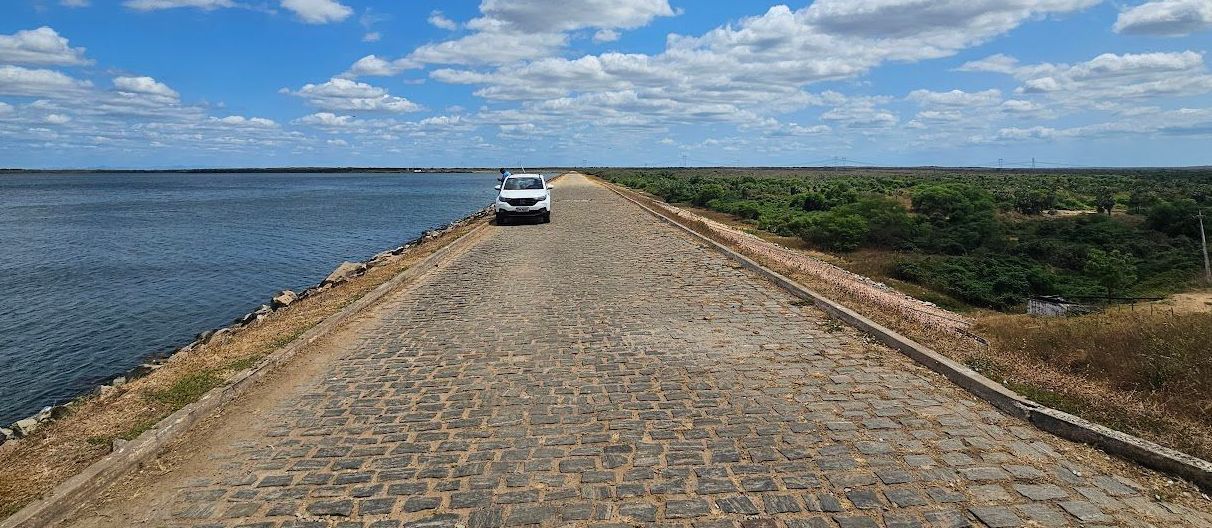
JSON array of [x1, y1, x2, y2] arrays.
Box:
[[2, 0, 1212, 168]]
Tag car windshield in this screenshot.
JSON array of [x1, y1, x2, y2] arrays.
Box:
[[503, 177, 544, 190]]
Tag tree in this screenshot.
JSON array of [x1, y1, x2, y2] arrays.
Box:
[[799, 213, 869, 251], [1013, 189, 1058, 215], [1096, 192, 1116, 216], [912, 183, 998, 253], [693, 183, 729, 206], [1083, 248, 1137, 296]]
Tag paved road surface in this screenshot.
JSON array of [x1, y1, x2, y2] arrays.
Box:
[[67, 175, 1212, 527]]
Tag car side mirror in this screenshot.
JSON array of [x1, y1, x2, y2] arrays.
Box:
[[547, 184, 554, 190], [494, 185, 501, 191]]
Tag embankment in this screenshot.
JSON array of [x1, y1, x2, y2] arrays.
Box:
[[0, 204, 495, 519]]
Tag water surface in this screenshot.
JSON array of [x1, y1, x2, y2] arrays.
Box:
[[0, 172, 496, 425]]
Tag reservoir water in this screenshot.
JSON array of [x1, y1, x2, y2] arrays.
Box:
[[0, 171, 498, 425]]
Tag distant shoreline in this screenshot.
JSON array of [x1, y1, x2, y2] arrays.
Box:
[[0, 168, 505, 175], [1, 165, 1210, 174]]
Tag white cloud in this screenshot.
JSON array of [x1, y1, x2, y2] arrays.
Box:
[[964, 51, 1212, 103], [280, 0, 352, 24], [44, 113, 72, 124], [477, 0, 675, 32], [293, 112, 356, 127], [345, 0, 675, 73], [61, 0, 91, 6], [0, 102, 12, 114], [114, 76, 180, 100], [211, 115, 278, 128], [124, 0, 352, 24], [123, 0, 235, 11], [1114, 0, 1212, 36], [428, 10, 459, 30], [362, 32, 381, 42], [408, 30, 567, 67], [344, 55, 418, 77], [0, 65, 93, 97], [907, 88, 1002, 107], [593, 29, 621, 43], [285, 78, 421, 112], [0, 27, 91, 66]]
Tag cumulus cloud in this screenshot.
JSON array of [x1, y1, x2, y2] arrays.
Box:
[[1114, 0, 1212, 36], [284, 78, 421, 113], [0, 65, 93, 97], [593, 29, 621, 43], [0, 27, 91, 66], [907, 89, 1003, 107], [345, 0, 675, 73], [210, 115, 278, 128], [114, 76, 180, 99], [428, 10, 458, 30], [293, 112, 356, 127], [123, 0, 236, 10], [280, 0, 352, 24], [477, 0, 675, 32], [124, 0, 352, 24], [963, 50, 1212, 102]]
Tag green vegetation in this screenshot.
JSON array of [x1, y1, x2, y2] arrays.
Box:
[[148, 371, 224, 410], [597, 168, 1211, 310]]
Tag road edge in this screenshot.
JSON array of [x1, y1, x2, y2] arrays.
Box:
[[0, 220, 493, 528], [598, 176, 1212, 493]]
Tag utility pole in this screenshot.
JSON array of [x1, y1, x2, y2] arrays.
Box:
[[1031, 157, 1036, 169], [1199, 210, 1211, 285], [998, 158, 1003, 169]]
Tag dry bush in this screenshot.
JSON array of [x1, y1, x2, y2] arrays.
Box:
[[979, 311, 1212, 424]]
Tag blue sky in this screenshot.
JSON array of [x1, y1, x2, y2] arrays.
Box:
[[2, 0, 1211, 168]]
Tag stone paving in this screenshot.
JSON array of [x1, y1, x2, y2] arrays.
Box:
[[74, 175, 1212, 527]]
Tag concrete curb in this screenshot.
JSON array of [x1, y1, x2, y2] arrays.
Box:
[[0, 220, 493, 528], [601, 178, 1212, 493]]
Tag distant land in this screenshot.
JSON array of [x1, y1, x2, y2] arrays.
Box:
[[2, 166, 1211, 174]]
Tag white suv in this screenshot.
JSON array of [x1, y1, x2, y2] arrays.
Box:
[[495, 174, 553, 224]]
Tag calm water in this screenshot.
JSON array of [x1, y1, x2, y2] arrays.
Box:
[[0, 172, 497, 425]]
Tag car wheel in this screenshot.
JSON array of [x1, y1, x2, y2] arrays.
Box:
[[542, 212, 551, 223], [495, 213, 506, 225]]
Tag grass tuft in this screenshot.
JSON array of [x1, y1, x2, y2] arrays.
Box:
[[148, 372, 225, 410]]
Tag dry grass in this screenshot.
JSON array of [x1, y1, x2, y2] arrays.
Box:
[[0, 219, 485, 519], [600, 176, 1212, 472], [979, 311, 1212, 440]]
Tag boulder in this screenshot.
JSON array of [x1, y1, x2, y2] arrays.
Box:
[[49, 405, 70, 420], [196, 329, 216, 343], [0, 427, 14, 444], [12, 417, 40, 437], [35, 406, 53, 422], [271, 290, 298, 309], [111, 377, 127, 388], [323, 261, 366, 285]]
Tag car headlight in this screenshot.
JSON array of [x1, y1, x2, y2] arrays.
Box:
[[497, 195, 509, 202], [539, 194, 550, 202]]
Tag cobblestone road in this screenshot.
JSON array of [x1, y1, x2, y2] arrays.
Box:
[[71, 174, 1212, 528]]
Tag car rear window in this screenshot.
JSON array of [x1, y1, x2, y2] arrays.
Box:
[[504, 177, 544, 190]]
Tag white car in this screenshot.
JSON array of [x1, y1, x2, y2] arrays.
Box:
[[495, 174, 553, 224]]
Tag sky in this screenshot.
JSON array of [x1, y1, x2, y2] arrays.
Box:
[[1, 0, 1212, 169]]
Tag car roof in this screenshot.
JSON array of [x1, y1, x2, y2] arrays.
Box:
[[506, 173, 544, 179]]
